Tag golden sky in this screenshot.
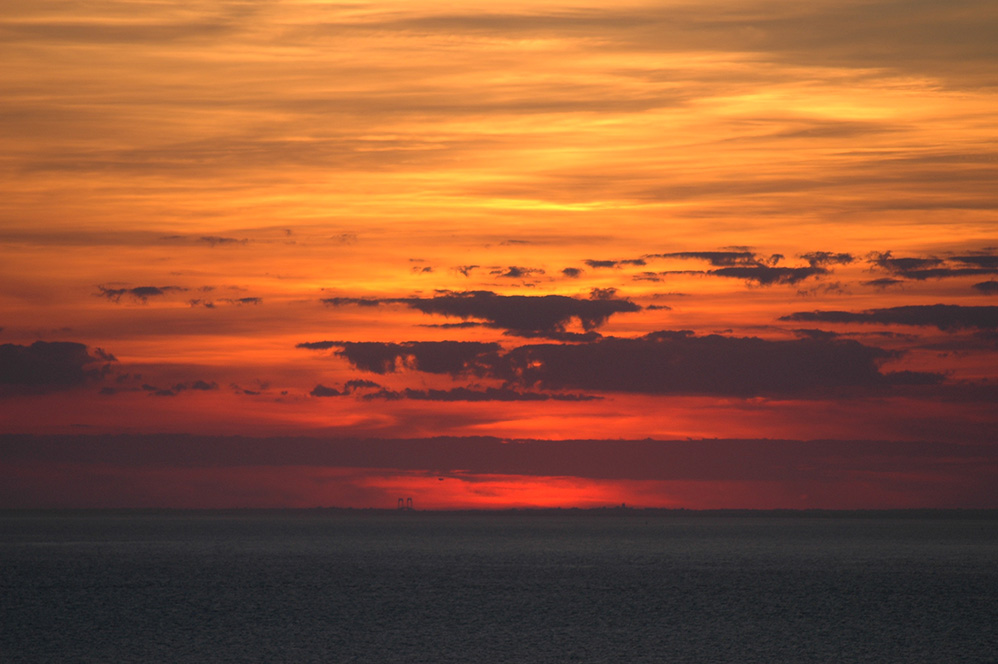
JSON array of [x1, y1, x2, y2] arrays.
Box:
[[2, 0, 997, 508]]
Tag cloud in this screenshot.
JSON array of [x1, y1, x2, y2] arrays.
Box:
[[189, 296, 262, 308], [308, 380, 598, 401], [96, 285, 187, 303], [198, 236, 247, 247], [298, 341, 502, 375], [792, 328, 840, 340], [477, 330, 936, 397], [973, 281, 998, 295], [711, 265, 827, 285], [640, 252, 829, 285], [141, 380, 219, 397], [868, 251, 998, 280], [0, 341, 115, 394], [403, 291, 640, 336], [644, 251, 759, 266], [310, 384, 342, 397], [189, 380, 217, 391], [319, 297, 383, 307], [561, 267, 583, 278], [952, 254, 998, 269], [588, 288, 619, 300], [499, 330, 603, 342], [161, 235, 248, 247], [419, 322, 487, 330], [583, 258, 647, 268], [490, 266, 545, 279], [884, 267, 995, 280], [296, 341, 340, 350], [362, 387, 600, 402], [781, 305, 998, 331], [264, 3, 997, 91], [0, 18, 236, 46], [800, 251, 854, 267], [863, 278, 905, 289], [321, 290, 641, 337]]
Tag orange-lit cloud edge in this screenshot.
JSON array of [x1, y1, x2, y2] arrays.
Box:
[[2, 1, 997, 509]]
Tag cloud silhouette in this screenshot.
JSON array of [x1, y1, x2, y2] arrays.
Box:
[[321, 290, 641, 337], [800, 251, 854, 267], [781, 305, 998, 331], [402, 291, 640, 336], [863, 278, 905, 289], [644, 251, 759, 266], [477, 330, 936, 397], [198, 236, 247, 247], [868, 251, 998, 280], [140, 380, 219, 397], [711, 266, 827, 285], [362, 387, 600, 402], [973, 281, 998, 295], [298, 340, 502, 375], [953, 254, 998, 269], [0, 341, 115, 394], [584, 258, 647, 269], [640, 252, 829, 285], [319, 297, 383, 307], [310, 384, 343, 397], [490, 266, 545, 279], [96, 285, 187, 303]]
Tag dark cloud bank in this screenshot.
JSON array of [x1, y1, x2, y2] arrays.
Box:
[[0, 341, 114, 394], [301, 331, 941, 398], [492, 331, 938, 397], [783, 305, 998, 331]]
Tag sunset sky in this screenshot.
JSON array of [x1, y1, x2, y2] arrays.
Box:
[[2, 0, 997, 509]]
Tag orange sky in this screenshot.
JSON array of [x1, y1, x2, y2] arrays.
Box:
[[2, 0, 997, 509]]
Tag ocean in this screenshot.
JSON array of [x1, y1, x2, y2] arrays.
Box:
[[2, 510, 996, 663]]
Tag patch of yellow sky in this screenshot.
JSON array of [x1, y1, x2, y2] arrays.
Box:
[[5, 0, 992, 243]]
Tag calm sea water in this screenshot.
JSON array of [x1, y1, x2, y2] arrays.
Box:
[[2, 510, 996, 663]]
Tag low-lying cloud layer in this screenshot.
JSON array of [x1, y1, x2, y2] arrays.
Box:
[[300, 330, 940, 398], [783, 305, 998, 331]]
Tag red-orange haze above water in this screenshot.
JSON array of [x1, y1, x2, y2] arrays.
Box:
[[2, 0, 997, 509]]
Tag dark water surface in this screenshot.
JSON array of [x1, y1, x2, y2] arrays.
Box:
[[2, 510, 996, 663]]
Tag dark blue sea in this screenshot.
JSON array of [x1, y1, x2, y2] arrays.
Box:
[[2, 510, 996, 663]]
